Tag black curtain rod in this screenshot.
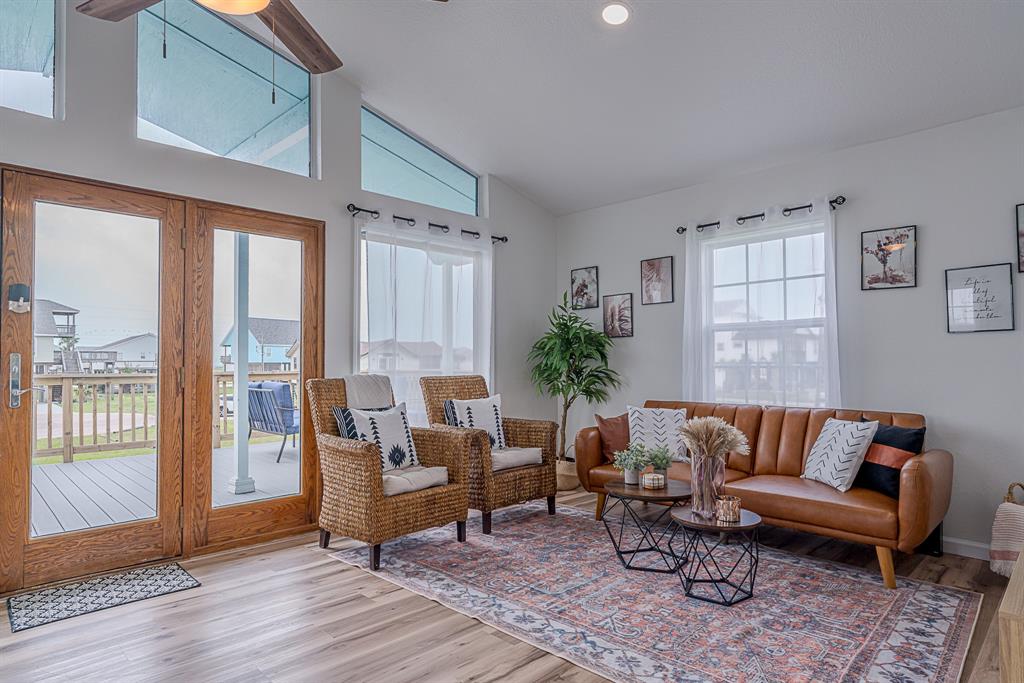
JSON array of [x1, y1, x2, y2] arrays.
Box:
[[461, 229, 480, 240], [392, 214, 416, 227], [676, 195, 847, 234], [347, 203, 380, 219], [428, 221, 450, 233], [491, 235, 509, 243]]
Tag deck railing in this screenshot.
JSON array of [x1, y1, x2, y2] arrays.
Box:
[[32, 370, 300, 462]]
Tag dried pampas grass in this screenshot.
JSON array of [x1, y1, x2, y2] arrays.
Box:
[[679, 416, 749, 462]]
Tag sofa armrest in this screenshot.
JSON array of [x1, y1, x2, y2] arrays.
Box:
[[897, 448, 954, 553], [574, 426, 604, 492], [503, 417, 557, 466], [411, 426, 471, 486]]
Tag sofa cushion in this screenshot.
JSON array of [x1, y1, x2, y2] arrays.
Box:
[[382, 466, 448, 496], [595, 413, 629, 463], [588, 463, 747, 490], [854, 421, 926, 499], [627, 405, 687, 460], [801, 418, 878, 492], [724, 475, 898, 540], [492, 447, 543, 471]]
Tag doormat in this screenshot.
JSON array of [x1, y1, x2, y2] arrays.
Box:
[[6, 563, 200, 632]]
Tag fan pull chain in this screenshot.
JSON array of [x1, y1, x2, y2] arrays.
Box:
[[162, 0, 167, 59], [271, 16, 277, 105]]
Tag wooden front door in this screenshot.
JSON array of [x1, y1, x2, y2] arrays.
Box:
[[0, 171, 185, 591]]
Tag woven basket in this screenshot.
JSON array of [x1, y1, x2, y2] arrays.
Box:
[[990, 482, 1024, 577]]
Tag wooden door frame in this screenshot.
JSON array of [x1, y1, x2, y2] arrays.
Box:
[[0, 169, 185, 591], [184, 201, 324, 555]]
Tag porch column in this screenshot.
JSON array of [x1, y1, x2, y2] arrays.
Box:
[[228, 232, 255, 494]]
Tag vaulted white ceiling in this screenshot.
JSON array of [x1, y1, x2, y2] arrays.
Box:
[[294, 0, 1024, 215]]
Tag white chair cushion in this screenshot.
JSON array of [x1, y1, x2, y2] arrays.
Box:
[[381, 466, 449, 497], [491, 447, 543, 471]]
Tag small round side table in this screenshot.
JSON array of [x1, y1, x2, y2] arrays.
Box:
[[600, 480, 692, 573], [669, 508, 761, 606]]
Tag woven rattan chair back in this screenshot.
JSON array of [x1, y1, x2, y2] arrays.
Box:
[[305, 378, 348, 438], [420, 375, 490, 425]]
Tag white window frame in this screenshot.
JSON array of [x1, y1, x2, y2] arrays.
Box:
[[701, 219, 829, 407]]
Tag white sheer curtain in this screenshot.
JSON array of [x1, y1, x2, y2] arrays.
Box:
[[356, 215, 493, 425], [682, 197, 841, 407]]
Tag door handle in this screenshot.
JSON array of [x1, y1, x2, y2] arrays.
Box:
[[8, 353, 42, 409]]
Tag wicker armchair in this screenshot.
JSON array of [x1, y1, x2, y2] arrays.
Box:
[[306, 378, 471, 570], [420, 375, 557, 534]]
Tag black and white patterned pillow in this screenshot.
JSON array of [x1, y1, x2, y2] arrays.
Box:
[[802, 418, 879, 492], [332, 402, 419, 471], [627, 405, 688, 461], [443, 394, 507, 450]]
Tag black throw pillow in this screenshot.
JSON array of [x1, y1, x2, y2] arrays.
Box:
[[853, 420, 926, 499]]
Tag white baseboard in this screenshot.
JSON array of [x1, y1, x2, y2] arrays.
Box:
[[942, 536, 989, 561]]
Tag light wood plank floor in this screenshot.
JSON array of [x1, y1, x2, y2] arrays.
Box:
[[1, 489, 1007, 682]]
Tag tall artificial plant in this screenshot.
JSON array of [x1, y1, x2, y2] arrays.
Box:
[[529, 292, 621, 461]]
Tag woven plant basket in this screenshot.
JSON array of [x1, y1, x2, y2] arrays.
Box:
[[990, 482, 1024, 577]]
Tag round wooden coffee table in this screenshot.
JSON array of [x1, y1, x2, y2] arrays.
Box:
[[669, 508, 762, 606], [600, 480, 692, 573]]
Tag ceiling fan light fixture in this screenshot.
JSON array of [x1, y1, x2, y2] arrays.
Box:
[[194, 0, 271, 16], [601, 2, 630, 26]]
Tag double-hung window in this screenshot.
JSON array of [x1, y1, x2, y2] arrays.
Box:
[[358, 227, 492, 425], [1, 0, 57, 118], [702, 220, 834, 407], [137, 0, 312, 176]]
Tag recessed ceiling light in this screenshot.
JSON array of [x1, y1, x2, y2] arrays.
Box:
[[601, 3, 630, 26]]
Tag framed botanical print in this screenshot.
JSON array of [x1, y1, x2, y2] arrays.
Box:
[[640, 256, 674, 304], [862, 226, 917, 290], [603, 293, 633, 338], [1016, 203, 1023, 272], [945, 263, 1014, 333], [570, 266, 599, 310]]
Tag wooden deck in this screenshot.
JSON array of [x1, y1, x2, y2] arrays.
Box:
[[31, 440, 301, 537]]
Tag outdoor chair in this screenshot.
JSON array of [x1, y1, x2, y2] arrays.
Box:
[[420, 375, 558, 534], [248, 382, 300, 463], [305, 377, 471, 570]]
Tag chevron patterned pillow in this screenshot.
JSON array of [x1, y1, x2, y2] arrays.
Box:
[[627, 406, 688, 461], [801, 418, 879, 492]]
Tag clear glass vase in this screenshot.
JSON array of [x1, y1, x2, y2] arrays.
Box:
[[690, 448, 725, 518]]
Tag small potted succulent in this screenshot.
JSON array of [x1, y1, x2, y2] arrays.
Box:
[[646, 445, 672, 478], [613, 442, 647, 485]]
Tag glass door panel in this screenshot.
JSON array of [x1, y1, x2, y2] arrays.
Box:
[[30, 203, 161, 536], [211, 229, 303, 507]]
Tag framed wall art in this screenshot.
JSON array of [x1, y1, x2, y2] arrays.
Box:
[[862, 225, 917, 290], [640, 256, 674, 304], [945, 263, 1014, 333], [603, 293, 633, 338], [571, 266, 599, 310], [1016, 203, 1023, 272]]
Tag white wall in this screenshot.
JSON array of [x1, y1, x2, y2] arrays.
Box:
[[0, 9, 555, 411], [556, 107, 1024, 551]]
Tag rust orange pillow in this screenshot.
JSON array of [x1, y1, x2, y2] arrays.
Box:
[[595, 413, 629, 463]]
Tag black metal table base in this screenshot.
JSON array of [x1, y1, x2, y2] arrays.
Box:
[[669, 525, 759, 606], [600, 495, 686, 573]]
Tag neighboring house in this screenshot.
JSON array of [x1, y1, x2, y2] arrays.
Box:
[[286, 340, 300, 372], [80, 333, 159, 373], [32, 299, 79, 374], [220, 318, 300, 372], [359, 340, 474, 372]]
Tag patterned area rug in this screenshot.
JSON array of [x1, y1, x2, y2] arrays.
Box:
[[329, 502, 980, 682], [7, 563, 200, 632]]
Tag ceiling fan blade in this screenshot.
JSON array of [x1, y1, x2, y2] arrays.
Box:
[[75, 0, 161, 22], [257, 0, 342, 74]]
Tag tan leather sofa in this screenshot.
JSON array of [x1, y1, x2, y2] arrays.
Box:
[[575, 400, 954, 588]]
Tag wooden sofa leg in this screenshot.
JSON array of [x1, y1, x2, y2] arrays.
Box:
[[547, 495, 556, 515], [318, 529, 331, 548], [482, 512, 492, 535], [369, 544, 381, 570], [457, 520, 467, 542], [595, 493, 606, 521], [876, 546, 897, 589]]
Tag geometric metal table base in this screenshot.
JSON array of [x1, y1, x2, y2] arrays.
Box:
[[600, 480, 693, 574], [669, 507, 762, 606], [670, 524, 759, 605], [601, 496, 685, 573]]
